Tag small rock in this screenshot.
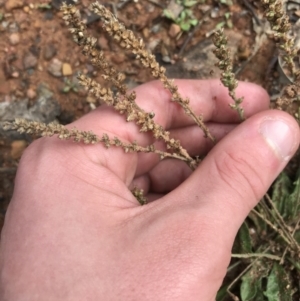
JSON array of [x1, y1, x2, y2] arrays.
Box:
[[8, 22, 19, 33], [98, 36, 109, 50], [44, 11, 53, 20], [23, 6, 30, 13], [10, 140, 27, 160], [43, 44, 57, 60], [111, 53, 126, 64], [142, 27, 149, 39], [9, 33, 20, 45], [26, 88, 37, 99], [23, 52, 38, 69], [62, 63, 72, 76], [5, 0, 23, 11], [11, 71, 19, 78], [169, 23, 181, 38], [86, 95, 96, 103], [47, 58, 62, 77]]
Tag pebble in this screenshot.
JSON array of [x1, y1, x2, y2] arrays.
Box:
[[9, 33, 20, 45], [98, 36, 109, 50], [23, 52, 38, 69], [11, 71, 19, 78], [5, 0, 23, 11], [111, 53, 126, 64], [47, 58, 62, 77], [142, 28, 149, 39], [26, 88, 37, 99], [169, 23, 181, 38], [10, 140, 27, 160], [43, 44, 57, 61], [86, 95, 96, 103], [62, 63, 72, 76]]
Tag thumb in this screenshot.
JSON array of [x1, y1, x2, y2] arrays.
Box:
[[169, 110, 300, 241]]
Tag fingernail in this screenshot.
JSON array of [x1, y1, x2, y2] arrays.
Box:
[[260, 119, 294, 161]]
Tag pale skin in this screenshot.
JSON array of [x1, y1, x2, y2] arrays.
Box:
[[0, 80, 299, 301]]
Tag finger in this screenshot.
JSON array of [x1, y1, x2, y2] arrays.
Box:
[[131, 159, 192, 194], [169, 122, 236, 156], [133, 79, 270, 129], [160, 110, 300, 243], [134, 123, 236, 177]]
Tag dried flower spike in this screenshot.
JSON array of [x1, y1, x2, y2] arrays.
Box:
[[61, 3, 199, 169], [213, 28, 244, 120], [262, 0, 298, 81], [89, 1, 215, 142]]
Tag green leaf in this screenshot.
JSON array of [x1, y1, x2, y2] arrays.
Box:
[[287, 174, 300, 219], [271, 172, 291, 211], [190, 19, 198, 26], [215, 21, 225, 29], [216, 284, 228, 301], [226, 19, 233, 29], [180, 22, 191, 31], [37, 4, 52, 9], [264, 263, 294, 301], [163, 9, 176, 21], [238, 222, 253, 253], [183, 0, 198, 7], [219, 0, 233, 5], [224, 12, 231, 19], [63, 86, 71, 93], [241, 270, 259, 301], [180, 10, 187, 19]]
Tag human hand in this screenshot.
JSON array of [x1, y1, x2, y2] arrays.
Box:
[[1, 80, 299, 301]]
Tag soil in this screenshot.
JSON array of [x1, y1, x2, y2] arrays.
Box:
[[0, 0, 299, 258]]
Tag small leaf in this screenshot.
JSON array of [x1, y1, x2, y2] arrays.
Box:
[[240, 270, 259, 301], [216, 284, 228, 301], [264, 263, 294, 301], [180, 22, 191, 31], [224, 12, 231, 19], [271, 172, 291, 206], [238, 222, 253, 253], [63, 86, 71, 93], [163, 9, 176, 21], [226, 19, 233, 29], [184, 0, 198, 7], [216, 21, 225, 29], [287, 174, 300, 219], [180, 10, 187, 19], [190, 19, 198, 26]]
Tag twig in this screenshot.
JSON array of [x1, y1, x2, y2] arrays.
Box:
[[251, 208, 292, 246], [0, 167, 17, 174], [231, 253, 281, 261], [265, 194, 300, 251], [280, 217, 300, 264]]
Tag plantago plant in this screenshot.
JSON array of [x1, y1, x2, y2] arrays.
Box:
[[3, 1, 300, 300]]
